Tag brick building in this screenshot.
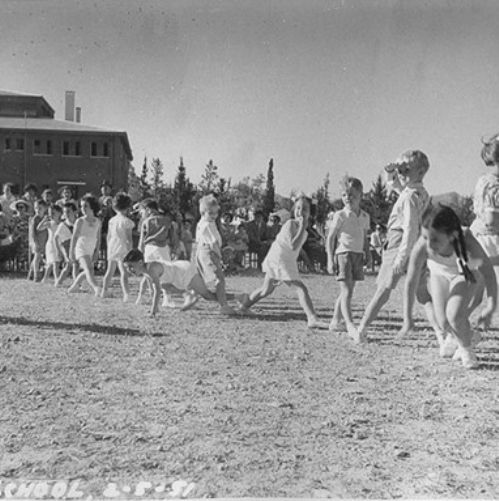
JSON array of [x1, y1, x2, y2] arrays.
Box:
[[0, 90, 133, 198]]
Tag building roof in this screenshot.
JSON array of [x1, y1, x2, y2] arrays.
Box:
[[0, 117, 133, 160]]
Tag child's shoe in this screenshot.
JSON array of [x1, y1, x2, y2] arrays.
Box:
[[452, 331, 483, 361], [181, 291, 200, 311], [220, 304, 237, 316], [439, 334, 459, 358], [459, 347, 479, 369], [307, 317, 329, 330]]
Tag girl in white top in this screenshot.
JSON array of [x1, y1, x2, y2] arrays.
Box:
[[403, 205, 496, 369], [195, 194, 236, 315], [68, 194, 102, 296], [38, 204, 63, 284], [239, 195, 328, 329], [101, 193, 135, 301]]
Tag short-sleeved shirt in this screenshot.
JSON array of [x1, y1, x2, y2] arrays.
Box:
[[55, 221, 73, 243], [470, 173, 499, 236], [107, 213, 135, 260], [141, 215, 171, 247], [196, 219, 222, 248], [331, 208, 370, 254]]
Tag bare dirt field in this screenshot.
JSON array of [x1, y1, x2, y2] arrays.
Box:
[[1, 271, 498, 499]]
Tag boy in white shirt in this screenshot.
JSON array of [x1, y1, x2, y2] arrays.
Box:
[[327, 176, 370, 342]]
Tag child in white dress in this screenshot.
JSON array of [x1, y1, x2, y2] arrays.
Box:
[[54, 203, 78, 287], [68, 194, 102, 296], [403, 206, 496, 369], [101, 193, 134, 301], [239, 195, 328, 328], [38, 204, 63, 284]]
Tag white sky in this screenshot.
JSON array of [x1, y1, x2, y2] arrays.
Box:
[[2, 0, 499, 198]]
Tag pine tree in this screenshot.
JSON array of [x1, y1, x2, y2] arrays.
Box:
[[199, 159, 219, 194], [139, 155, 151, 198], [314, 173, 330, 225], [367, 174, 394, 227], [149, 158, 165, 199], [263, 158, 275, 216]]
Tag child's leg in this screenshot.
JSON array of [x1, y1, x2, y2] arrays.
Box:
[[41, 262, 51, 283], [358, 284, 393, 332], [338, 279, 357, 333], [32, 251, 42, 281], [68, 271, 86, 292], [287, 279, 329, 328], [117, 260, 130, 301], [101, 260, 117, 297], [242, 275, 277, 309], [135, 276, 147, 305], [78, 256, 100, 296]]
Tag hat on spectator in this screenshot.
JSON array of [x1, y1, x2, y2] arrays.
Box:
[[10, 199, 29, 211]]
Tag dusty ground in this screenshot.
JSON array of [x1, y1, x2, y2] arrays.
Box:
[[0, 271, 498, 499]]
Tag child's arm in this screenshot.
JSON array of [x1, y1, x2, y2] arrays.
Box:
[[326, 218, 340, 274], [138, 220, 146, 252], [143, 225, 167, 245], [290, 216, 307, 251], [36, 216, 50, 232], [393, 194, 420, 274], [69, 219, 82, 262], [466, 231, 498, 326], [399, 237, 427, 335], [93, 220, 102, 262]]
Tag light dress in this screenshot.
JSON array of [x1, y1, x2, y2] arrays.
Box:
[[74, 218, 100, 260], [195, 219, 224, 289], [45, 220, 61, 264], [160, 260, 198, 290], [262, 219, 307, 281], [107, 213, 135, 261]]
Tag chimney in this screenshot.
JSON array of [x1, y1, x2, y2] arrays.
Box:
[[75, 107, 81, 123], [65, 91, 75, 121]]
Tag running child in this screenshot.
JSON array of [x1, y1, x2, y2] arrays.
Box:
[[124, 249, 246, 316], [100, 192, 134, 301], [195, 194, 237, 315], [403, 205, 496, 369], [470, 133, 499, 303], [239, 195, 328, 328], [27, 199, 49, 281], [38, 204, 63, 284], [54, 202, 78, 287], [326, 176, 370, 342], [355, 150, 440, 342], [68, 194, 102, 296]]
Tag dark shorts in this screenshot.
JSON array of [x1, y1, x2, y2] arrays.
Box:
[[335, 252, 364, 282]]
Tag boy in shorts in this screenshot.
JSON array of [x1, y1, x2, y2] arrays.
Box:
[[326, 176, 370, 343], [355, 150, 437, 342]]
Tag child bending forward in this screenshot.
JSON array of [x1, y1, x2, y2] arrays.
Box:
[[404, 205, 496, 369], [124, 249, 245, 316], [239, 195, 328, 329]]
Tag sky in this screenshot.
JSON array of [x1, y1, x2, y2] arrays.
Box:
[[2, 0, 499, 198]]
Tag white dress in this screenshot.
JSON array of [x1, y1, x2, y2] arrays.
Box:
[[161, 261, 198, 290], [74, 218, 100, 260], [107, 213, 135, 261], [45, 221, 60, 264], [262, 220, 307, 281]]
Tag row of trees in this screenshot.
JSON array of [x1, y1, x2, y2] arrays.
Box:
[[128, 157, 475, 228]]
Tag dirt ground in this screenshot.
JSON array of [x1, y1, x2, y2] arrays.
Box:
[[0, 271, 498, 499]]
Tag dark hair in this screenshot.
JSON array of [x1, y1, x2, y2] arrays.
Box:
[[24, 183, 38, 194], [81, 194, 100, 216], [480, 134, 499, 166], [422, 205, 475, 283], [113, 192, 132, 212], [63, 202, 77, 212], [124, 249, 144, 263], [142, 199, 159, 212], [51, 204, 63, 214], [35, 199, 47, 208], [59, 185, 72, 195], [223, 212, 233, 222], [340, 175, 363, 194]]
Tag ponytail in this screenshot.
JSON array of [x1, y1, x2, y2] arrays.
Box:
[[453, 225, 475, 283]]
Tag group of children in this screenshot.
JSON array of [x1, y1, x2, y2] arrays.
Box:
[[21, 134, 499, 370]]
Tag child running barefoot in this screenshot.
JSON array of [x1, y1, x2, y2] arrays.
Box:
[[100, 193, 134, 301], [68, 194, 102, 296], [195, 194, 237, 315], [124, 249, 247, 316], [239, 195, 328, 329], [403, 206, 497, 369], [38, 204, 63, 284], [54, 203, 78, 287], [326, 176, 370, 342]]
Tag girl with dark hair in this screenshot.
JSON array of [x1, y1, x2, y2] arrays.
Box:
[[68, 194, 102, 296], [403, 205, 497, 369]]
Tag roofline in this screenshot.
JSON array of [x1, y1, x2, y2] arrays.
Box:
[[0, 125, 133, 161], [0, 92, 55, 115]]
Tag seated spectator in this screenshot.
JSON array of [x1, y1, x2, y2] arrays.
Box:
[[9, 199, 30, 264], [0, 182, 18, 223], [245, 209, 271, 268], [369, 223, 385, 272], [301, 216, 327, 272], [99, 180, 113, 207], [22, 183, 38, 216], [41, 188, 55, 209]]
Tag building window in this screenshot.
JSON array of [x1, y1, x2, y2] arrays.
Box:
[[4, 138, 11, 151], [103, 142, 109, 157], [46, 140, 52, 155], [62, 141, 70, 156], [15, 138, 24, 151], [34, 139, 42, 154], [75, 141, 81, 156], [91, 142, 97, 157]]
